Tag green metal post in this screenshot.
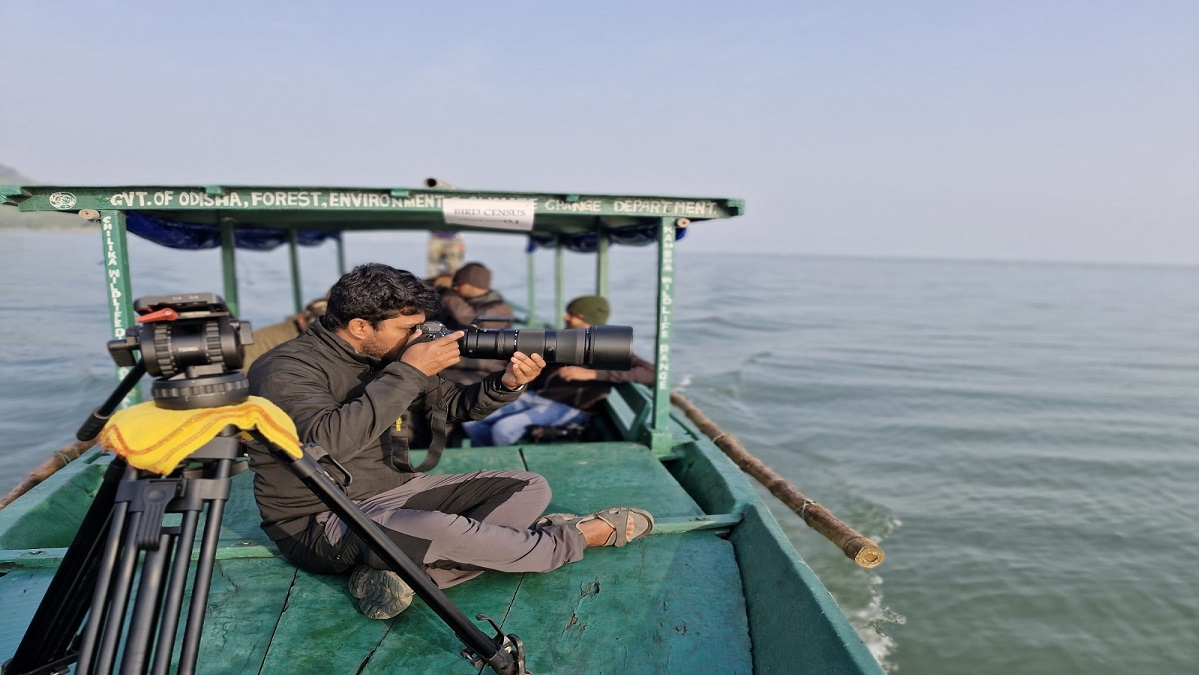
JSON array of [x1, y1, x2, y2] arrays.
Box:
[[336, 231, 347, 276], [99, 210, 140, 405], [219, 217, 240, 317], [596, 230, 610, 297], [526, 241, 537, 326], [554, 243, 565, 328], [647, 217, 678, 452], [288, 229, 303, 313]]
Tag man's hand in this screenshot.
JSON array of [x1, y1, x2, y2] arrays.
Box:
[[502, 352, 547, 390], [556, 365, 599, 382], [400, 329, 465, 376]]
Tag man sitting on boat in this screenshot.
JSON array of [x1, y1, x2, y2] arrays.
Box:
[[435, 261, 515, 385], [463, 295, 655, 446], [246, 263, 653, 620]]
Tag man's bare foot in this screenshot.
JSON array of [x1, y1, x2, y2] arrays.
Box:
[[578, 514, 635, 547]]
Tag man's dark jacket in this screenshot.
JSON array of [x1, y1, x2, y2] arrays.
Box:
[[246, 319, 521, 540], [533, 352, 655, 411]]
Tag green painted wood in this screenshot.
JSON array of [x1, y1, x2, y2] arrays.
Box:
[[0, 542, 285, 566], [257, 569, 399, 674], [259, 565, 522, 674], [216, 466, 274, 548], [0, 458, 108, 549], [665, 436, 884, 673], [0, 547, 70, 567], [219, 217, 240, 316], [0, 557, 298, 674], [521, 443, 702, 519], [554, 244, 565, 328], [0, 567, 55, 664], [361, 572, 525, 674], [665, 439, 761, 517], [526, 248, 537, 326], [183, 557, 297, 672], [3, 186, 744, 235], [507, 531, 752, 674], [732, 506, 883, 674], [424, 447, 527, 474], [98, 209, 139, 404], [603, 383, 700, 456], [600, 383, 644, 443], [649, 216, 678, 453], [287, 229, 304, 314], [596, 229, 609, 297]]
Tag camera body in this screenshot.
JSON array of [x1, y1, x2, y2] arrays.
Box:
[[412, 320, 456, 343], [108, 293, 254, 410], [411, 321, 633, 370]]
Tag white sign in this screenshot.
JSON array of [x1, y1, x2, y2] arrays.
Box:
[[442, 197, 535, 231]]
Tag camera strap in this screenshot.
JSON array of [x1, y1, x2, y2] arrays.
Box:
[[385, 413, 448, 474]]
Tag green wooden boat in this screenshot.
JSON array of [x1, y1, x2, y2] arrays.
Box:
[[0, 183, 883, 674]]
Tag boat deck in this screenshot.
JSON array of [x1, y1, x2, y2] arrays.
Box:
[[0, 443, 754, 674]]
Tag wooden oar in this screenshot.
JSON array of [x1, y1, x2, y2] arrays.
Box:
[[670, 391, 885, 568], [0, 438, 97, 510]]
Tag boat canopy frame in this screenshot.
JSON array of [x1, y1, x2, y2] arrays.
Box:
[[1, 183, 745, 452]]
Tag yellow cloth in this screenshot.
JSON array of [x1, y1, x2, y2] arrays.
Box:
[[100, 395, 302, 474]]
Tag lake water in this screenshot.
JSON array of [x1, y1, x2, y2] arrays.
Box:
[[1, 229, 1196, 674]]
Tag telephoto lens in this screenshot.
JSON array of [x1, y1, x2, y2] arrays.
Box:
[[411, 321, 634, 370], [461, 326, 632, 370]]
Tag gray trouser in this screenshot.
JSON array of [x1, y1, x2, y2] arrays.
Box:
[[320, 470, 585, 588]]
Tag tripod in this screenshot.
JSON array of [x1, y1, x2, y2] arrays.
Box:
[[3, 362, 528, 675]]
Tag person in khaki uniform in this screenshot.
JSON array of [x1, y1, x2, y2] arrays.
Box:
[[241, 297, 328, 370]]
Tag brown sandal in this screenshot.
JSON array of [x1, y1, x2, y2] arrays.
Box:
[[575, 507, 655, 547]]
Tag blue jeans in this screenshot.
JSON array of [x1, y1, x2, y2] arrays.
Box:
[[463, 391, 589, 446]]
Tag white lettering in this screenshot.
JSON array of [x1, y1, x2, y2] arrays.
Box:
[[543, 199, 602, 212], [613, 199, 718, 216]]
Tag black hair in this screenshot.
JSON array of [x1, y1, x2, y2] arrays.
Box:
[[321, 263, 443, 330]]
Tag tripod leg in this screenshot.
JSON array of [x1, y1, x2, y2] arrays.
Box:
[[252, 434, 526, 675], [4, 459, 127, 673], [87, 508, 148, 675], [150, 507, 202, 674], [176, 455, 233, 675], [120, 531, 175, 675]]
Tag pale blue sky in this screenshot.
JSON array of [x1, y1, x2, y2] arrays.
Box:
[[2, 1, 1195, 265]]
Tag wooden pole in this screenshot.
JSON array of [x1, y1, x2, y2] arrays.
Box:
[[670, 391, 885, 568], [0, 438, 96, 510]]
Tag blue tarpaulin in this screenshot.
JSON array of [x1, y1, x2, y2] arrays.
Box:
[[126, 211, 339, 251]]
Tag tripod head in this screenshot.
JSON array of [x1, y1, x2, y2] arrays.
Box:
[[107, 293, 254, 410], [75, 294, 255, 442]]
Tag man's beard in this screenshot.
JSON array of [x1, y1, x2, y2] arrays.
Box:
[[360, 333, 399, 361]]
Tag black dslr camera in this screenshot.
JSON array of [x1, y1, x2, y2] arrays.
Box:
[[107, 293, 254, 410], [411, 321, 633, 370]]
